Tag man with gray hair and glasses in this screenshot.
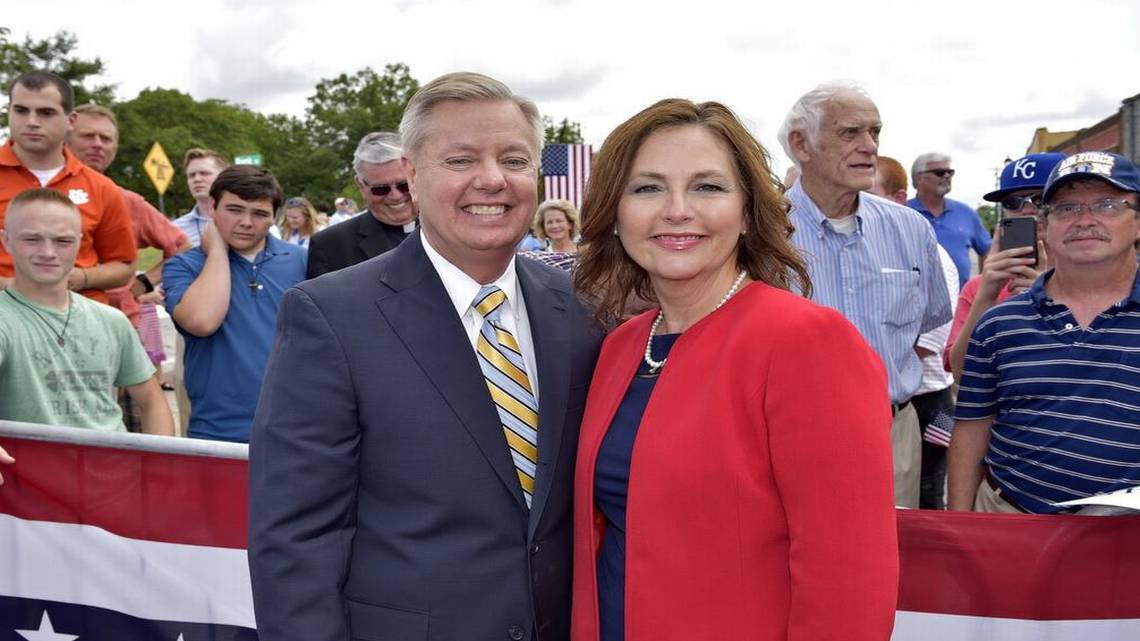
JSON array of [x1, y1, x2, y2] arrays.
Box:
[[908, 152, 991, 288], [779, 82, 952, 509], [306, 131, 417, 278]]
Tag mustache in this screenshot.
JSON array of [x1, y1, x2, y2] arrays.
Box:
[[1063, 229, 1111, 243]]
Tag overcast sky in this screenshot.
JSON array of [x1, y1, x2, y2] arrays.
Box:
[[6, 0, 1140, 205]]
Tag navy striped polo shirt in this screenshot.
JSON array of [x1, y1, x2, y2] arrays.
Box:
[[955, 268, 1140, 513]]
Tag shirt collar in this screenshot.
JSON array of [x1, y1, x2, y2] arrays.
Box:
[[0, 141, 84, 179], [1030, 265, 1140, 307], [787, 180, 866, 237], [421, 228, 520, 320]]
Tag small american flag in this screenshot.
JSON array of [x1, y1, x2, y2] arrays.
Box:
[[542, 143, 592, 209]]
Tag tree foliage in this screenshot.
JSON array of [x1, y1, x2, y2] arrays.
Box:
[[0, 27, 116, 123], [305, 63, 419, 185], [543, 116, 584, 144], [977, 204, 998, 235]]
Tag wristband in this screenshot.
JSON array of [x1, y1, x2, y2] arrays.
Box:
[[135, 273, 155, 293]]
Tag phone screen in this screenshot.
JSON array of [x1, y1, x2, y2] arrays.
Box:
[[1000, 216, 1038, 264]]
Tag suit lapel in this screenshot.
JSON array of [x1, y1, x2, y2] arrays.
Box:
[[373, 234, 527, 510], [516, 259, 571, 531]]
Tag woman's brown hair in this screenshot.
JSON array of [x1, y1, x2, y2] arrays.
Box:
[[574, 99, 812, 321]]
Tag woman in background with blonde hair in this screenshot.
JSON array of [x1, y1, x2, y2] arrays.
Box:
[[520, 199, 581, 271], [277, 196, 320, 248]]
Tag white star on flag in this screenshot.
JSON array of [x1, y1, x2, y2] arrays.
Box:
[[15, 611, 78, 641]]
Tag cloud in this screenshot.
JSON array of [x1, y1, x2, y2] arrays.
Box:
[[512, 68, 608, 105]]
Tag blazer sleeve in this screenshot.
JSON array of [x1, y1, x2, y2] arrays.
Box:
[[755, 306, 899, 641], [248, 286, 361, 641]]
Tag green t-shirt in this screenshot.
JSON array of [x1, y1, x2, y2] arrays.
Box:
[[0, 289, 154, 431]]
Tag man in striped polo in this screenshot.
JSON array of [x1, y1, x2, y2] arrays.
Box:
[[948, 151, 1140, 513]]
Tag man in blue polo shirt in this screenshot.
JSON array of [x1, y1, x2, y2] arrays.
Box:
[[164, 166, 306, 442], [948, 151, 1140, 513], [908, 153, 991, 288]]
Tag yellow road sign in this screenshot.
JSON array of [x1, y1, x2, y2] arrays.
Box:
[[143, 142, 175, 195]]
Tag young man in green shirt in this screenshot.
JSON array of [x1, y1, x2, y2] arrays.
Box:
[[0, 188, 173, 435]]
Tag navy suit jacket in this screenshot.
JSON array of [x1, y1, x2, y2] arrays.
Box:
[[249, 231, 602, 641]]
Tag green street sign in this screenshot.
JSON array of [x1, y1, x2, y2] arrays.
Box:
[[234, 153, 263, 166]]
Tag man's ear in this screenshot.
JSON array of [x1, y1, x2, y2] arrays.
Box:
[[788, 130, 812, 166], [402, 156, 418, 204]]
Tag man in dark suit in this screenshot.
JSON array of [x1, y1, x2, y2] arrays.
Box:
[[306, 131, 417, 278], [248, 72, 603, 641]]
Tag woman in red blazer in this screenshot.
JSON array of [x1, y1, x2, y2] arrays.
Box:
[[572, 99, 898, 641]]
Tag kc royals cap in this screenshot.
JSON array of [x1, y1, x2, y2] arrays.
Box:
[[1043, 151, 1140, 201], [983, 152, 1066, 202]]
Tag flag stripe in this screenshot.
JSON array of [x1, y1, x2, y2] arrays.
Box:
[[0, 514, 255, 628], [897, 509, 1140, 619]]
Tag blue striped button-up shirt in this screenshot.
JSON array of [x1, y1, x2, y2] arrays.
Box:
[[787, 182, 952, 403]]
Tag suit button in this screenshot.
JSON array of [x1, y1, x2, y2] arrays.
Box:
[[508, 624, 525, 640], [529, 543, 540, 555]]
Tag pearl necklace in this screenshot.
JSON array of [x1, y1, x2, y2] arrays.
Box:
[[644, 270, 748, 373]]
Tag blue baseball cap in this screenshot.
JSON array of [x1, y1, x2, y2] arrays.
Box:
[[1042, 151, 1140, 202], [983, 152, 1066, 202]]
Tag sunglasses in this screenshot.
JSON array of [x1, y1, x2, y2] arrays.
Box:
[[1000, 193, 1042, 211], [359, 178, 410, 197], [923, 168, 955, 178]]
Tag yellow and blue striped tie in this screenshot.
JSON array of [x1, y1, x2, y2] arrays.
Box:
[[473, 285, 538, 508]]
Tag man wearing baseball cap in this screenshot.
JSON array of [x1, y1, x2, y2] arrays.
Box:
[[943, 152, 1065, 378], [948, 151, 1140, 513]]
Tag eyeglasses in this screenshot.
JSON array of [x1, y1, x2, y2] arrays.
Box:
[[1044, 198, 1139, 221], [1000, 193, 1042, 212], [359, 177, 410, 197], [285, 197, 308, 207], [922, 168, 955, 178]]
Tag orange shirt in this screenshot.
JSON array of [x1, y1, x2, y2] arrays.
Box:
[[0, 142, 137, 304], [105, 188, 189, 325]]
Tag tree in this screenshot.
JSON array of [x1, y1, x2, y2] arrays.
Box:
[[543, 116, 583, 144], [977, 204, 998, 235], [305, 63, 419, 188], [111, 88, 339, 214], [0, 27, 116, 123]]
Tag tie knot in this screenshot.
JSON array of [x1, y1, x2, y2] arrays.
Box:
[[474, 285, 507, 323]]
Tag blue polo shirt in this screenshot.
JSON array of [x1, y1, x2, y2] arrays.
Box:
[[164, 235, 307, 442], [955, 268, 1140, 513], [906, 197, 990, 288]]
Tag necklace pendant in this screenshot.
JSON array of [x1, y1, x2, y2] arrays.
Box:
[[57, 336, 65, 347]]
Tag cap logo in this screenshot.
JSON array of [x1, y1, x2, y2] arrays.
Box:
[[1012, 158, 1037, 179], [1055, 151, 1115, 179]]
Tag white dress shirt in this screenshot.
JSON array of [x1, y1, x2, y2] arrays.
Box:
[[421, 229, 540, 403]]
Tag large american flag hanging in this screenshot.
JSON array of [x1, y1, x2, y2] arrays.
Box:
[[542, 143, 592, 209]]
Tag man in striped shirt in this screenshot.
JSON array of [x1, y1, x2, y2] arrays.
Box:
[[949, 152, 1140, 513], [779, 83, 952, 508]]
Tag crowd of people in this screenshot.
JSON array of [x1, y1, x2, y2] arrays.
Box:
[[1, 67, 1139, 640]]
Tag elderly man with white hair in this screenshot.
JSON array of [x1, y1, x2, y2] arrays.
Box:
[[907, 152, 991, 288], [779, 82, 952, 508]]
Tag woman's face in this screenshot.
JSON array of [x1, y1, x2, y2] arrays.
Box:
[[285, 208, 306, 231], [543, 210, 570, 241], [616, 125, 745, 285]]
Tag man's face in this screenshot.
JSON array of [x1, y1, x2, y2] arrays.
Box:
[[186, 157, 224, 201], [210, 192, 275, 255], [916, 160, 953, 198], [8, 83, 72, 158], [1043, 180, 1140, 269], [68, 113, 119, 173], [796, 94, 881, 195], [403, 99, 539, 276], [356, 160, 414, 225], [1, 201, 82, 287]]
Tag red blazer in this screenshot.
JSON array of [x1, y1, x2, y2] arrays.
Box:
[[571, 282, 899, 641]]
